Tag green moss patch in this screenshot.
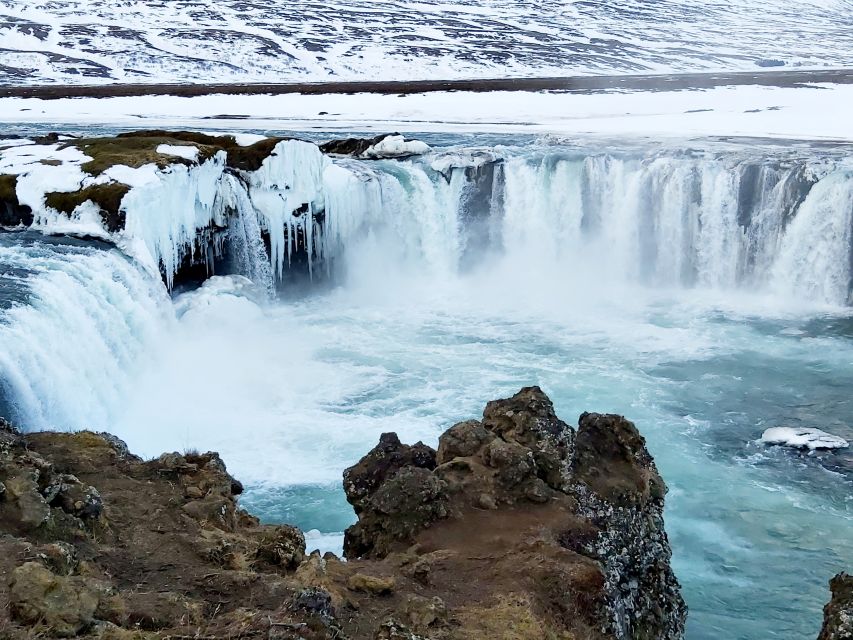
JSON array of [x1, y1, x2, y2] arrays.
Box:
[[67, 136, 208, 176], [117, 131, 292, 172], [44, 183, 131, 232], [64, 131, 297, 176]]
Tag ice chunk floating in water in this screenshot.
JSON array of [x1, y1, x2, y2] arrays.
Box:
[[761, 427, 849, 451]]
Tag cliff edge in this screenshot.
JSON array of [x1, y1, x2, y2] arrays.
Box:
[[0, 387, 686, 639]]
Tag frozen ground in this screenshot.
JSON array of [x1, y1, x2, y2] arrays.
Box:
[[0, 0, 852, 85], [1, 82, 851, 141]]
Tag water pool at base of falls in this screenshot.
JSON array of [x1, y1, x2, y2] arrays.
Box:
[[1, 135, 853, 639]]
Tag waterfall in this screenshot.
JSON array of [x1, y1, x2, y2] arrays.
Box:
[[0, 235, 171, 429], [771, 170, 853, 305], [2, 138, 853, 447], [220, 174, 275, 296], [321, 148, 849, 305], [7, 140, 853, 307]]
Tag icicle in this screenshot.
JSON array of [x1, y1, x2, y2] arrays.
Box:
[[121, 151, 228, 289], [246, 140, 329, 280]]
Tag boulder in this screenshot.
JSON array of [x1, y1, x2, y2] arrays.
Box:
[[256, 524, 307, 570], [319, 134, 430, 160], [3, 472, 51, 530], [9, 562, 100, 636], [343, 433, 437, 514], [399, 594, 446, 632], [346, 573, 396, 596], [761, 427, 848, 451], [344, 466, 448, 559], [572, 412, 667, 507]]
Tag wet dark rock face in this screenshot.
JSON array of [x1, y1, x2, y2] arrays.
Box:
[[320, 134, 393, 157]]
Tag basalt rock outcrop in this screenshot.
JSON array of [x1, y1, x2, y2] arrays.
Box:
[[343, 387, 686, 640], [1, 389, 686, 639], [818, 573, 853, 640]]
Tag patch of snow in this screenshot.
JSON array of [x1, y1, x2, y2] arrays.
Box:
[[156, 144, 199, 161], [0, 138, 35, 149], [2, 83, 851, 141], [362, 135, 431, 159], [232, 133, 268, 147], [15, 162, 88, 211], [760, 427, 849, 451], [98, 163, 161, 188], [0, 142, 89, 176], [430, 149, 501, 176]]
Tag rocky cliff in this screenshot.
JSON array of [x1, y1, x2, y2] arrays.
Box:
[[818, 573, 853, 640], [0, 388, 687, 639]]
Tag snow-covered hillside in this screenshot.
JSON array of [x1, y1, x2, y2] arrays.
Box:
[[1, 0, 852, 85]]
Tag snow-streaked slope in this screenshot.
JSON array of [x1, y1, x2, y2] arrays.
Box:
[[1, 0, 852, 85]]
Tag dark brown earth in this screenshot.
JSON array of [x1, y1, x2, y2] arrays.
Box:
[[0, 387, 693, 639], [2, 69, 852, 100]]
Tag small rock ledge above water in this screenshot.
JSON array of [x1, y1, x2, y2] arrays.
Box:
[[0, 388, 689, 639]]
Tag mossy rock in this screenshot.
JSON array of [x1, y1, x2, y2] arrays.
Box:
[[44, 183, 131, 232], [65, 135, 216, 176], [0, 173, 19, 203], [63, 131, 297, 177], [0, 174, 34, 227]]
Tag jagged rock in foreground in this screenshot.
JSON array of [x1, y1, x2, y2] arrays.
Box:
[[819, 573, 853, 640], [0, 389, 686, 639], [343, 387, 686, 639]]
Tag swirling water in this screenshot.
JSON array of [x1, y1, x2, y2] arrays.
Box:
[[1, 137, 852, 639]]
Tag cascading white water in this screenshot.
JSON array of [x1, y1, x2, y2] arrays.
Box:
[[0, 236, 172, 429], [219, 173, 275, 295], [771, 170, 853, 305], [24, 139, 843, 305], [297, 148, 851, 306]]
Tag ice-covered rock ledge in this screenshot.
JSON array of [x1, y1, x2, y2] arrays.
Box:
[[0, 131, 432, 289], [761, 427, 849, 451]]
